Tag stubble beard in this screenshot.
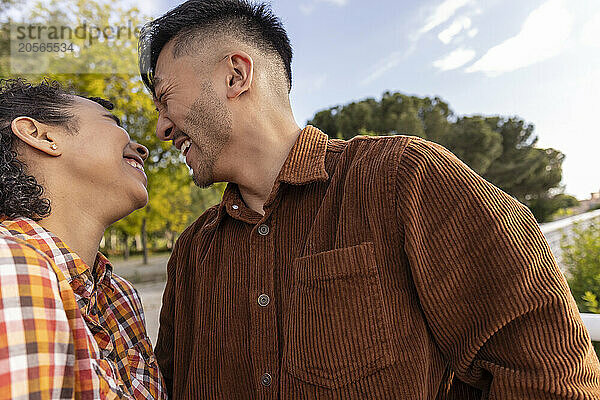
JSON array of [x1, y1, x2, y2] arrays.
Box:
[[184, 81, 232, 188]]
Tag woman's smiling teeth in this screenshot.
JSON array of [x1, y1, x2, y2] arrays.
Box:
[[181, 139, 192, 156], [125, 158, 144, 171]]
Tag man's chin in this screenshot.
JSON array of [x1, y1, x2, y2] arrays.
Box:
[[192, 171, 214, 188]]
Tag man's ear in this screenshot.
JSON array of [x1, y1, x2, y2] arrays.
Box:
[[225, 52, 253, 99], [11, 117, 62, 156]]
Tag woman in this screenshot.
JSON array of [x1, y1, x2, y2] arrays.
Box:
[[0, 78, 165, 399]]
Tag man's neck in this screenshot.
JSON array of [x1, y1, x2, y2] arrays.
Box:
[[38, 206, 106, 268], [228, 119, 302, 215]]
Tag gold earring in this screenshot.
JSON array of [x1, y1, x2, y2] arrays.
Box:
[[50, 143, 57, 150]]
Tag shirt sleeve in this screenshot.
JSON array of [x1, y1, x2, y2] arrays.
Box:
[[0, 237, 76, 400], [395, 137, 600, 398]]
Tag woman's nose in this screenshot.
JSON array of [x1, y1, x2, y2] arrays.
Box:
[[132, 142, 149, 161]]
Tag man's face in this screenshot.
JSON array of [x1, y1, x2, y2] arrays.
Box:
[[51, 96, 149, 219], [153, 41, 233, 188]]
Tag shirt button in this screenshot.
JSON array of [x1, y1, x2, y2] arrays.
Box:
[[258, 224, 270, 236], [232, 204, 239, 210], [260, 372, 272, 387], [257, 294, 270, 307]]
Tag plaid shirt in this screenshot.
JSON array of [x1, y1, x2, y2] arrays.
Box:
[[0, 217, 166, 399]]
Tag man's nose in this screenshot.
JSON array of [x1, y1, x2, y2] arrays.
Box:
[[156, 114, 174, 141]]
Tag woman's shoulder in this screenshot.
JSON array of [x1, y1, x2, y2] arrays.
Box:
[[0, 234, 54, 270], [0, 235, 67, 315]]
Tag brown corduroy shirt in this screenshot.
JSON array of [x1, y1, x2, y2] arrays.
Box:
[[155, 126, 600, 399]]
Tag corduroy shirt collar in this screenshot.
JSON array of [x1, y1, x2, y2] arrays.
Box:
[[218, 125, 329, 224], [275, 125, 329, 185]]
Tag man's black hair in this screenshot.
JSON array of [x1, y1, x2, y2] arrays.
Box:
[[138, 0, 293, 95], [0, 78, 113, 221]]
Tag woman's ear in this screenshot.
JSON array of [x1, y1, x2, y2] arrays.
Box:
[[11, 117, 62, 156], [225, 51, 254, 99]]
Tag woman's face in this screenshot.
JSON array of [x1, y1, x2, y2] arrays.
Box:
[[55, 96, 149, 222]]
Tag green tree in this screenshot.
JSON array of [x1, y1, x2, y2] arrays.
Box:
[[309, 107, 340, 138], [562, 220, 600, 313], [421, 96, 452, 143], [440, 116, 502, 175], [337, 100, 377, 140], [0, 0, 22, 76]]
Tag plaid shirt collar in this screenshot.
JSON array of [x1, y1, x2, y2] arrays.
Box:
[[0, 216, 114, 299]]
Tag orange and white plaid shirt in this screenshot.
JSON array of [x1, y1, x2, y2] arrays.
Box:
[[0, 217, 166, 399]]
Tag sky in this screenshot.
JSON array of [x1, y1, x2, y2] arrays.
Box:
[[15, 0, 600, 199]]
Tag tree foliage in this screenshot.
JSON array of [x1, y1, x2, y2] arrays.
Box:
[[562, 220, 600, 313], [308, 92, 567, 221]]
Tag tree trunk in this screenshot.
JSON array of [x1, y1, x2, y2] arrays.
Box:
[[141, 218, 148, 265], [110, 229, 117, 251], [135, 234, 143, 251], [123, 233, 130, 261]]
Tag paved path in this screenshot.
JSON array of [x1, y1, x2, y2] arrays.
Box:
[[112, 254, 170, 283]]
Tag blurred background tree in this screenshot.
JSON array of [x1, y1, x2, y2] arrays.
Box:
[[0, 0, 21, 75], [563, 221, 600, 313], [561, 220, 600, 355], [308, 92, 568, 222]]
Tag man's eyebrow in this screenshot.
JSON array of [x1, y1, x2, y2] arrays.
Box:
[[153, 76, 164, 99], [104, 113, 121, 127]]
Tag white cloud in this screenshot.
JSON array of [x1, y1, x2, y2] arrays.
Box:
[[418, 0, 474, 36], [466, 0, 573, 76], [299, 4, 316, 15], [125, 0, 159, 16], [320, 0, 348, 5], [467, 28, 478, 38], [580, 12, 600, 47], [433, 47, 476, 71], [299, 0, 348, 15], [295, 73, 328, 93], [438, 16, 472, 44], [361, 51, 403, 85]]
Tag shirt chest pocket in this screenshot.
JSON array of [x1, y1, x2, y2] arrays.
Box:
[[284, 241, 395, 389], [126, 337, 166, 399]]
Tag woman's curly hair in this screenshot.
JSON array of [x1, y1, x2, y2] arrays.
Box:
[[0, 78, 78, 221]]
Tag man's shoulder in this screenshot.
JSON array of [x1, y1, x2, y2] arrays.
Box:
[[328, 133, 422, 161], [339, 134, 466, 172], [324, 134, 437, 177]]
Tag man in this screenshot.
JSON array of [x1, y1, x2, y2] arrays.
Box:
[[0, 79, 165, 399], [139, 0, 600, 398]]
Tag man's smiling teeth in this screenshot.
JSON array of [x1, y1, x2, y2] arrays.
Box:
[[181, 139, 191, 156], [125, 158, 144, 171]]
